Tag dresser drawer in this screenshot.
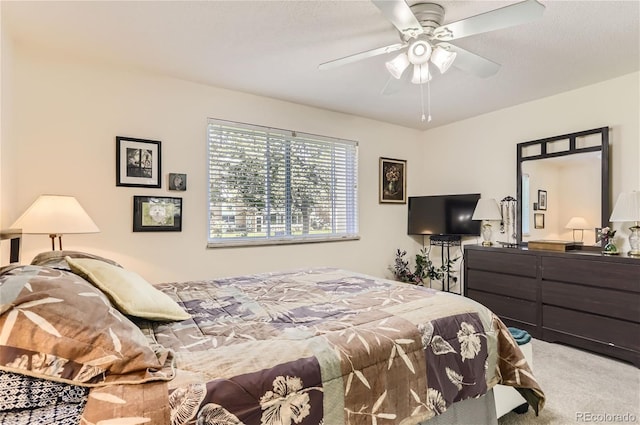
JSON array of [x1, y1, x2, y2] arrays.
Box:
[[543, 305, 640, 351], [467, 270, 537, 301], [467, 289, 537, 325], [542, 256, 640, 292], [466, 249, 537, 277], [542, 281, 640, 323]]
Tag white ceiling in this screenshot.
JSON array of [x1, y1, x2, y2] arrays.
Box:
[[2, 0, 639, 130]]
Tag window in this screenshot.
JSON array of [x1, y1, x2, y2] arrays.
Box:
[[207, 119, 359, 246]]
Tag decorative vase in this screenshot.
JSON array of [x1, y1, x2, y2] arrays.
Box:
[[602, 240, 618, 255]]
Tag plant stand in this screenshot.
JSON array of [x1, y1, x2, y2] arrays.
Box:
[[428, 234, 461, 293]]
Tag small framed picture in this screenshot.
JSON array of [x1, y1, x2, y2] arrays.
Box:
[[116, 136, 161, 188], [534, 213, 545, 229], [379, 157, 406, 204], [133, 196, 182, 232], [595, 227, 604, 245], [533, 202, 539, 211], [537, 190, 547, 211], [168, 173, 187, 191]]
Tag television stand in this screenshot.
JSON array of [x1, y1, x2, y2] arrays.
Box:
[[428, 235, 462, 294]]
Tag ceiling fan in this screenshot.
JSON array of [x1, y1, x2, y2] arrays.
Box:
[[319, 0, 545, 120]]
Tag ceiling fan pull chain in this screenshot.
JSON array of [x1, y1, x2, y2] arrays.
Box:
[[420, 77, 426, 122], [427, 72, 432, 122]]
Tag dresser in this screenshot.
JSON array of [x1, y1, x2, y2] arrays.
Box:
[[464, 245, 640, 367]]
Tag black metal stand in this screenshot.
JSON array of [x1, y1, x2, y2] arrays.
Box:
[[428, 234, 461, 293]]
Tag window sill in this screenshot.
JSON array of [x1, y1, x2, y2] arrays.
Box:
[[207, 234, 360, 248]]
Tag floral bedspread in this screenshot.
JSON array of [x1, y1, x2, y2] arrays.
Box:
[[143, 268, 544, 425]]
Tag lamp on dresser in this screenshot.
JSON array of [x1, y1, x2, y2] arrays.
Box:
[[609, 190, 640, 257], [472, 198, 502, 246], [565, 216, 589, 243], [11, 195, 100, 251]]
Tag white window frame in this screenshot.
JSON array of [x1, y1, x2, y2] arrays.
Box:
[[207, 118, 359, 247]]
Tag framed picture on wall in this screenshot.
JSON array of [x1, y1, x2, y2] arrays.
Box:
[[168, 173, 187, 191], [379, 157, 406, 204], [116, 136, 161, 188], [534, 213, 545, 229], [537, 190, 547, 211], [133, 196, 182, 232]]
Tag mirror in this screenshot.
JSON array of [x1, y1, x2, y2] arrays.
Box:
[[516, 127, 609, 246]]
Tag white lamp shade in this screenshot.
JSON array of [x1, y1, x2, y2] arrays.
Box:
[[472, 198, 502, 220], [610, 191, 640, 222], [565, 216, 589, 229], [385, 53, 410, 79], [411, 63, 432, 84], [430, 45, 457, 74], [11, 195, 100, 234]]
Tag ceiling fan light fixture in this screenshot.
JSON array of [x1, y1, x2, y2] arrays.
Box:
[[411, 63, 431, 84], [407, 39, 432, 65], [430, 46, 457, 74], [385, 52, 410, 79]]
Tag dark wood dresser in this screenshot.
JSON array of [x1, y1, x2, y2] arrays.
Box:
[[464, 245, 640, 367]]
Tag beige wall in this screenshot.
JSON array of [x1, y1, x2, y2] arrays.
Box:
[[1, 45, 424, 282], [419, 72, 640, 252], [2, 40, 638, 282]]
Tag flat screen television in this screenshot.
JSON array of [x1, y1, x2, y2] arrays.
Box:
[[407, 193, 482, 236]]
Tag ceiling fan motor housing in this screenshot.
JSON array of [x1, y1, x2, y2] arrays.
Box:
[[403, 2, 445, 40]]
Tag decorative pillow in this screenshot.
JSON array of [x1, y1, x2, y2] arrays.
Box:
[[31, 250, 122, 271], [0, 265, 174, 387], [65, 257, 190, 322]]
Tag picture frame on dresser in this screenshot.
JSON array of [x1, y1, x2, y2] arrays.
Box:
[[116, 136, 161, 188]]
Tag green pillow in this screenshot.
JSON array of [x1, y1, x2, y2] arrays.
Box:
[[66, 257, 190, 321]]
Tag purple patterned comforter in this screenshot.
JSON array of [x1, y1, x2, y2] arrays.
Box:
[[142, 268, 544, 425]]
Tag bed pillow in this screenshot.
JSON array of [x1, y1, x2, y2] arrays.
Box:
[[0, 265, 173, 387], [31, 250, 122, 271], [65, 257, 190, 322]]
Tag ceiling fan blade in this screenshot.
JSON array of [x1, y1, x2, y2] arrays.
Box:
[[381, 76, 404, 96], [371, 0, 424, 39], [433, 0, 545, 41], [318, 43, 405, 70], [439, 43, 500, 78]]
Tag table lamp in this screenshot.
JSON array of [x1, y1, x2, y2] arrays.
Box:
[[565, 216, 589, 243], [609, 190, 640, 256], [472, 198, 502, 246], [11, 195, 100, 250]]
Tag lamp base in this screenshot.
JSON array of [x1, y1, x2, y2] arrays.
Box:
[[49, 234, 63, 251], [628, 225, 640, 257], [481, 222, 493, 246]]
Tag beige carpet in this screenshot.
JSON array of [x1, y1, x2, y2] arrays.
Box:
[[498, 339, 640, 425]]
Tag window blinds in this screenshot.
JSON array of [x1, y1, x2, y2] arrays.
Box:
[[207, 119, 358, 246]]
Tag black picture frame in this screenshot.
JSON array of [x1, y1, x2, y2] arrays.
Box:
[[537, 190, 547, 211], [379, 157, 406, 204], [534, 213, 545, 229], [116, 136, 161, 188], [133, 196, 182, 232], [168, 173, 187, 191]]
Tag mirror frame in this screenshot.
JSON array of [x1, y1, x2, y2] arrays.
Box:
[[516, 127, 609, 245]]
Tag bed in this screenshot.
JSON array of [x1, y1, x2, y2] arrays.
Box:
[[0, 251, 544, 424]]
